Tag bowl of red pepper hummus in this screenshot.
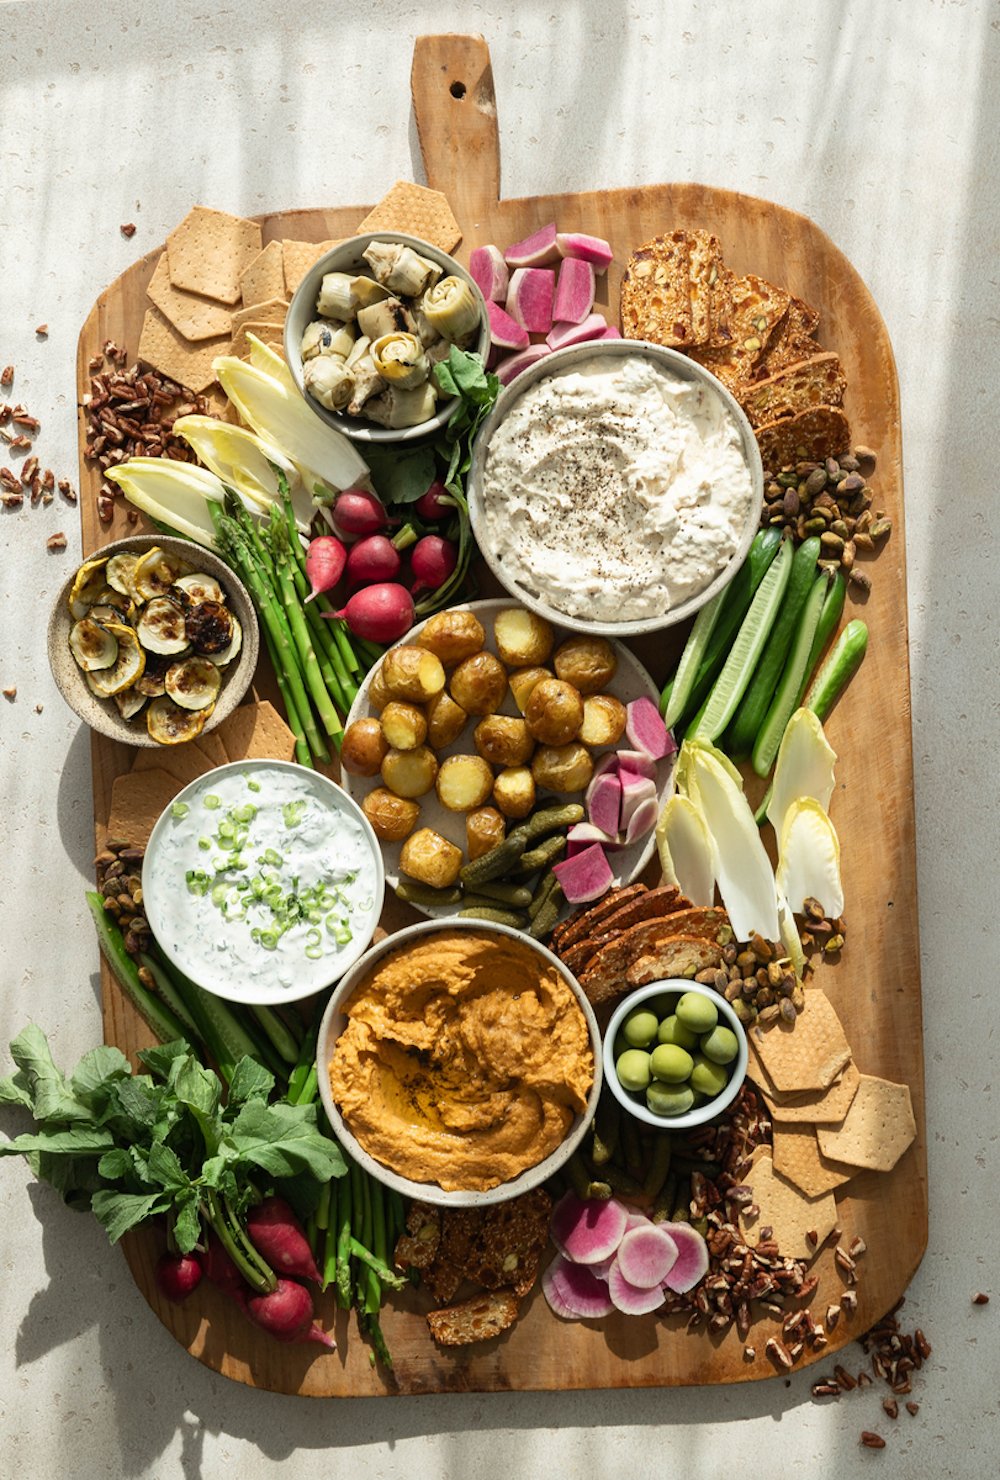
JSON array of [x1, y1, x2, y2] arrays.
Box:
[[318, 919, 601, 1207]]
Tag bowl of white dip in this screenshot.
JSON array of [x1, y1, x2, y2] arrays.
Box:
[[143, 760, 384, 1006], [467, 341, 764, 637]]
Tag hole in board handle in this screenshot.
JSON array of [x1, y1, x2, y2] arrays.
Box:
[[450, 80, 467, 100]]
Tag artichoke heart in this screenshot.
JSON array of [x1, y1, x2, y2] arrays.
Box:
[[364, 382, 438, 430], [303, 355, 355, 412], [420, 276, 480, 345], [133, 547, 190, 602], [361, 240, 442, 296], [346, 334, 372, 369], [369, 332, 429, 391], [67, 557, 110, 620], [356, 296, 416, 342], [137, 596, 190, 656], [146, 695, 213, 745], [346, 354, 386, 417], [85, 623, 145, 697], [301, 318, 356, 362], [69, 617, 119, 672], [165, 656, 222, 712]]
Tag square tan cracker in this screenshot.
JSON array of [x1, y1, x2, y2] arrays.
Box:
[[764, 1060, 862, 1125], [281, 239, 341, 295], [620, 232, 693, 346], [166, 206, 262, 306], [239, 239, 286, 307], [146, 254, 233, 343], [230, 321, 287, 362], [213, 700, 296, 764], [689, 272, 790, 389], [738, 1147, 838, 1262], [137, 306, 228, 395], [772, 1123, 855, 1197], [108, 769, 181, 848], [131, 742, 210, 789], [230, 298, 289, 336], [817, 1074, 916, 1173], [356, 181, 462, 253], [750, 988, 851, 1094], [190, 728, 228, 771]]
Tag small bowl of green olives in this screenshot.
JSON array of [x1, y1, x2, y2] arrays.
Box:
[[602, 979, 748, 1131]]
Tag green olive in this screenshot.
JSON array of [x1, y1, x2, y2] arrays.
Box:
[[657, 1014, 699, 1052], [646, 1082, 696, 1117], [649, 1043, 694, 1084], [689, 1054, 729, 1098], [700, 1025, 739, 1065], [675, 991, 719, 1035], [616, 1049, 653, 1093], [622, 1008, 659, 1048]]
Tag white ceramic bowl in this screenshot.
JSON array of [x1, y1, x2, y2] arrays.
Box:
[[284, 231, 490, 445], [316, 917, 603, 1208], [338, 598, 677, 918], [466, 338, 764, 637], [143, 759, 384, 1006], [603, 978, 748, 1132]]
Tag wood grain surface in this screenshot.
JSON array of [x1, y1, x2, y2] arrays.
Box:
[[75, 33, 926, 1396]]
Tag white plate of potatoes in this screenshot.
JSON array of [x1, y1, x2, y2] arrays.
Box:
[[338, 599, 675, 921]]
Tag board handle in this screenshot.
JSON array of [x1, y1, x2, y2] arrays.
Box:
[[411, 34, 501, 222]]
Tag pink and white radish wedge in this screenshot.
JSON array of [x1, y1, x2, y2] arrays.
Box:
[[504, 223, 560, 267]]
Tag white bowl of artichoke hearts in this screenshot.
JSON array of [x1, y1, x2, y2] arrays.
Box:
[[285, 232, 490, 443]]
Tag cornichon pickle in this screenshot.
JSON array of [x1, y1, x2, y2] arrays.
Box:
[[527, 868, 559, 920], [509, 803, 585, 846], [394, 881, 463, 908], [458, 833, 527, 887], [469, 879, 534, 908], [512, 833, 567, 876], [527, 890, 562, 940], [457, 905, 527, 928]]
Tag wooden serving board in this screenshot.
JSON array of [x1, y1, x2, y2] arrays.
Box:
[[75, 34, 926, 1396]]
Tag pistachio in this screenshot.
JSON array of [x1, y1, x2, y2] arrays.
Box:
[[871, 516, 893, 541], [838, 453, 860, 472], [849, 568, 872, 594], [804, 466, 828, 497], [820, 531, 845, 556], [824, 457, 841, 480], [804, 516, 827, 536], [782, 488, 801, 518], [854, 444, 878, 477], [830, 518, 850, 539], [840, 540, 856, 572]]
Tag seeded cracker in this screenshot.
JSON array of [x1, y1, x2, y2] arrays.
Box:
[[751, 988, 851, 1094], [739, 352, 847, 430], [739, 1146, 838, 1261], [755, 295, 822, 379], [816, 1074, 917, 1173], [355, 181, 462, 253], [771, 1122, 856, 1196], [238, 239, 286, 307], [108, 770, 181, 847], [166, 206, 262, 306], [137, 307, 228, 395], [688, 273, 791, 389], [754, 406, 852, 472], [688, 230, 734, 346], [462, 1188, 551, 1297], [146, 254, 233, 343], [620, 232, 694, 346], [281, 239, 341, 296], [393, 1203, 441, 1272], [427, 1290, 519, 1347]]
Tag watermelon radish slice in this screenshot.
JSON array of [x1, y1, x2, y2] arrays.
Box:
[[506, 268, 556, 333], [552, 843, 613, 904], [552, 257, 596, 324], [659, 1221, 710, 1293], [616, 1224, 679, 1289], [485, 299, 529, 351], [550, 1191, 628, 1265], [624, 797, 659, 845], [556, 232, 614, 271], [504, 223, 560, 268], [607, 1257, 668, 1315], [619, 771, 657, 830], [546, 313, 609, 351], [625, 696, 673, 760], [495, 344, 552, 386], [614, 749, 657, 780], [587, 772, 622, 837], [598, 326, 622, 339], [543, 1254, 616, 1320], [469, 245, 509, 303], [584, 750, 620, 800]]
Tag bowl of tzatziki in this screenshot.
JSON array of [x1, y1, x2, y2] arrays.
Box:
[[143, 760, 384, 1006]]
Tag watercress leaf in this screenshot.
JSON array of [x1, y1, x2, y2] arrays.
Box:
[[138, 1041, 190, 1083], [90, 1188, 170, 1244], [0, 1126, 115, 1158], [147, 1142, 190, 1191], [97, 1147, 134, 1181], [227, 1101, 346, 1181], [7, 1024, 94, 1124], [33, 1152, 105, 1202], [70, 1046, 131, 1112], [0, 1070, 33, 1110], [173, 1191, 203, 1255], [106, 1076, 161, 1133], [227, 1057, 275, 1107], [365, 444, 437, 506], [447, 346, 491, 401], [432, 358, 460, 399]]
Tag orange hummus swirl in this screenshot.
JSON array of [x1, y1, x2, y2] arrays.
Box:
[[328, 931, 594, 1192]]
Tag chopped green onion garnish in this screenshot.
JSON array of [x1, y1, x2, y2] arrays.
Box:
[[171, 801, 190, 819], [282, 800, 306, 828], [203, 794, 220, 810], [247, 779, 261, 793]]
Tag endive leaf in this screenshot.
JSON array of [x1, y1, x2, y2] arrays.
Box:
[[767, 708, 837, 839], [106, 459, 225, 549], [776, 797, 844, 920], [655, 794, 716, 907], [683, 741, 780, 942]]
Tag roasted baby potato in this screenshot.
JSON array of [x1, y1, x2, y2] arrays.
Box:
[[531, 742, 595, 795], [380, 744, 439, 799], [553, 635, 618, 694], [380, 700, 427, 752], [473, 714, 535, 768], [435, 754, 495, 812], [367, 662, 391, 712], [508, 665, 553, 715], [492, 765, 536, 819], [362, 787, 421, 842], [340, 717, 389, 777], [466, 806, 506, 861], [418, 609, 486, 666], [493, 607, 554, 668], [449, 651, 507, 716], [524, 678, 584, 746], [578, 693, 628, 747], [425, 689, 468, 749], [381, 645, 446, 703], [399, 828, 463, 889]]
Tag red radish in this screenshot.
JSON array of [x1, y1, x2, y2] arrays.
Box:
[[156, 1251, 203, 1304], [469, 244, 509, 302], [607, 1257, 668, 1316], [546, 313, 610, 351], [614, 748, 657, 780], [550, 1191, 628, 1264], [495, 344, 552, 386], [624, 797, 659, 844], [414, 480, 453, 520], [615, 1224, 679, 1289], [486, 299, 530, 351], [304, 535, 347, 601], [506, 268, 555, 333], [552, 843, 614, 903], [542, 1254, 616, 1320], [587, 773, 622, 837], [410, 534, 457, 594], [346, 534, 402, 587], [625, 696, 673, 759], [246, 1196, 322, 1284], [659, 1222, 710, 1293], [619, 771, 657, 830], [244, 1278, 334, 1346], [328, 582, 415, 643], [552, 258, 596, 324], [556, 232, 614, 271], [201, 1231, 246, 1295], [333, 488, 394, 537], [504, 222, 560, 267]]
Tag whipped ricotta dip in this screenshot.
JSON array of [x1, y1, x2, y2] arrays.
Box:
[[480, 353, 756, 623], [143, 762, 382, 1003]]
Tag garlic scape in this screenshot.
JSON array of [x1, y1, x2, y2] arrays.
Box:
[[301, 319, 356, 361], [364, 382, 438, 429], [369, 332, 429, 391], [362, 240, 442, 296], [356, 295, 417, 341], [420, 275, 480, 344], [303, 355, 355, 412]]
